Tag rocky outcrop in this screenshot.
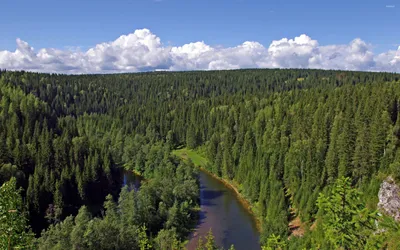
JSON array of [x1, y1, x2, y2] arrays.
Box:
[[378, 176, 400, 221]]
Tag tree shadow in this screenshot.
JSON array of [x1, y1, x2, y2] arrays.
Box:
[[198, 210, 208, 225], [201, 190, 225, 206]]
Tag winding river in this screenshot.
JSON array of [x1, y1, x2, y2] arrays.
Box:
[[123, 169, 260, 250], [186, 170, 261, 250]]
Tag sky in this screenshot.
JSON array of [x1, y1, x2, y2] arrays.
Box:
[[0, 0, 399, 74]]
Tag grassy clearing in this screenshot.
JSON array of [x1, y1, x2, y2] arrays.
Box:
[[172, 148, 209, 167]]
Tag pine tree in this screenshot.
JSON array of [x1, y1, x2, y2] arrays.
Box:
[[262, 234, 286, 250], [352, 125, 371, 182], [71, 206, 91, 249], [325, 114, 341, 183], [186, 126, 197, 149], [316, 177, 379, 249], [205, 229, 218, 250], [137, 225, 152, 250]]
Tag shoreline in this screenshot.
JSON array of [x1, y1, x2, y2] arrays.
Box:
[[197, 166, 262, 233], [173, 148, 262, 233]]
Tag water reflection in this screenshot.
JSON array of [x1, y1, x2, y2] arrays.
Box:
[[188, 171, 261, 250], [122, 169, 260, 250], [122, 170, 142, 191]]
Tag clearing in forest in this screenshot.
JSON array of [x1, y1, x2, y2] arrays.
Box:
[[172, 148, 209, 167]]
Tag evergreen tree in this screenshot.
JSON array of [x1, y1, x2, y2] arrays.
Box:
[[0, 178, 34, 249], [186, 126, 197, 149], [316, 177, 380, 249]]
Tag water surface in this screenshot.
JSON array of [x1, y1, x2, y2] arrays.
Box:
[[122, 169, 261, 250], [187, 170, 261, 250], [122, 169, 142, 191]]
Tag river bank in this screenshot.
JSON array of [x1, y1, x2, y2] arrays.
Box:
[[187, 169, 261, 249], [198, 166, 262, 232], [172, 148, 262, 232]]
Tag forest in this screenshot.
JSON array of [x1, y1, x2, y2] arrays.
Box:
[[1, 68, 400, 249]]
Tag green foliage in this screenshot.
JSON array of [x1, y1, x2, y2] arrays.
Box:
[[186, 126, 197, 149], [138, 225, 152, 250], [316, 177, 381, 249], [205, 229, 218, 250], [376, 216, 400, 249], [70, 206, 91, 249], [154, 228, 181, 250], [196, 237, 205, 250], [1, 69, 400, 248], [38, 216, 75, 250], [262, 234, 287, 250], [196, 229, 220, 250], [0, 177, 34, 249], [38, 146, 198, 249], [172, 148, 209, 167]]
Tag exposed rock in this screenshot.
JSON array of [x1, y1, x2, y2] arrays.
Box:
[[378, 176, 400, 221]]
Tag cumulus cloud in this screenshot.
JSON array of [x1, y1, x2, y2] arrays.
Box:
[[0, 28, 399, 74]]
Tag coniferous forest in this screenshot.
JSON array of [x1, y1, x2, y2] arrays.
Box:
[[1, 68, 400, 249]]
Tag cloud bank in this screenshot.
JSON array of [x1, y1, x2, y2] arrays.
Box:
[[0, 29, 399, 74]]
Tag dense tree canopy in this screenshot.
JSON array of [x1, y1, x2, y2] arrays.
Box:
[[1, 68, 400, 249], [0, 177, 34, 249], [38, 150, 199, 250]]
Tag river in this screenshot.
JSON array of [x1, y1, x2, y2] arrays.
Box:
[[122, 169, 142, 191], [122, 169, 261, 250], [186, 170, 261, 250]]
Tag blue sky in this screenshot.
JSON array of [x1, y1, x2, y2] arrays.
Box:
[[1, 0, 398, 52], [0, 0, 399, 73]]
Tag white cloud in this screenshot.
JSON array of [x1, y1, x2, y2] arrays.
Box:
[[0, 29, 399, 74]]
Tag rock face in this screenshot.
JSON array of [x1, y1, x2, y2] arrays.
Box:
[[378, 176, 400, 221]]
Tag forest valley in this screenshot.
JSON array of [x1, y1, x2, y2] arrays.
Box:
[[1, 69, 400, 249]]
